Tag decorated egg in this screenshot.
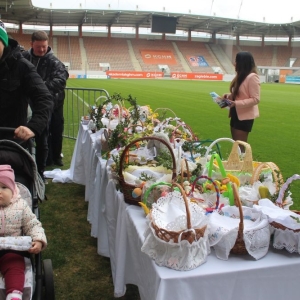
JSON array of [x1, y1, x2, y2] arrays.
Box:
[[161, 191, 168, 197], [132, 187, 142, 198]]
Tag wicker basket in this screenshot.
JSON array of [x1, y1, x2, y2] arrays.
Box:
[[142, 182, 209, 270], [188, 175, 220, 210], [230, 182, 248, 255], [203, 137, 240, 164], [249, 161, 284, 204], [118, 136, 177, 206], [180, 158, 191, 185], [220, 140, 254, 173], [272, 174, 300, 231], [155, 117, 198, 142], [151, 183, 207, 244]]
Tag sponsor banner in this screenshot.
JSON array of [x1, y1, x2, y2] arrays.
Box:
[[285, 76, 300, 84], [86, 74, 108, 79], [171, 73, 223, 80], [187, 55, 209, 67], [140, 50, 177, 65], [106, 71, 164, 78]]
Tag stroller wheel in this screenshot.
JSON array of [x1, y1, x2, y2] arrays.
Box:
[[43, 259, 55, 300]]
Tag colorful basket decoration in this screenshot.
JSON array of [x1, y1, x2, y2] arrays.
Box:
[[141, 183, 210, 271], [206, 153, 235, 206], [118, 136, 177, 206]]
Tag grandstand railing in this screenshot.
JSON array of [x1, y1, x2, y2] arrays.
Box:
[[64, 87, 110, 139]]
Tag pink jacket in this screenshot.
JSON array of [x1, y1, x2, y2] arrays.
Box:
[[229, 73, 260, 120], [0, 187, 47, 249]]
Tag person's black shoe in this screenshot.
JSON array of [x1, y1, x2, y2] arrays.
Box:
[[53, 158, 64, 166]]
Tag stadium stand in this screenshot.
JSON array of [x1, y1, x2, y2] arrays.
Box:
[[130, 39, 185, 73], [7, 32, 300, 75], [83, 37, 134, 71], [176, 41, 223, 73], [56, 36, 82, 70]]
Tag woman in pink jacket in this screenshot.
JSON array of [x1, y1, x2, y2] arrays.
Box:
[[224, 52, 260, 151], [0, 165, 47, 300]]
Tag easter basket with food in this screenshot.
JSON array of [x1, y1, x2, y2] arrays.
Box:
[[154, 117, 198, 143], [141, 183, 210, 271], [238, 162, 287, 208], [118, 136, 177, 206], [204, 139, 270, 185], [208, 183, 270, 260], [254, 174, 300, 254]]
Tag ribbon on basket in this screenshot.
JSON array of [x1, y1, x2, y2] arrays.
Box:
[[275, 174, 300, 208], [207, 153, 234, 206]]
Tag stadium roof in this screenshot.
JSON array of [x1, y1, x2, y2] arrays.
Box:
[[1, 0, 300, 38]]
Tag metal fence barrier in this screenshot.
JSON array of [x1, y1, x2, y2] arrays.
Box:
[[63, 87, 110, 140]]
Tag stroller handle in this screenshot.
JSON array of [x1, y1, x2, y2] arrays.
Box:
[[0, 127, 35, 155]]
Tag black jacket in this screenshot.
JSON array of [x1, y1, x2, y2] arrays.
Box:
[[22, 46, 69, 109], [0, 38, 53, 137]]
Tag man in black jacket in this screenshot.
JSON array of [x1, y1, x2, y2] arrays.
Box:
[[23, 31, 69, 173], [0, 21, 53, 143]]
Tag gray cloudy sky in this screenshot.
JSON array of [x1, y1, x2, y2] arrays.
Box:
[[33, 0, 300, 24]]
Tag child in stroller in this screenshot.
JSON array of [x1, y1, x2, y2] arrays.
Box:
[[0, 165, 47, 300], [0, 128, 54, 300]]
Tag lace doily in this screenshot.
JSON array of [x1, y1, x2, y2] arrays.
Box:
[[271, 227, 300, 253], [151, 190, 206, 232], [208, 206, 270, 260]]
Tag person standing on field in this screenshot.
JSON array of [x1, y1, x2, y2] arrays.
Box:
[[23, 31, 69, 177], [222, 51, 260, 152]]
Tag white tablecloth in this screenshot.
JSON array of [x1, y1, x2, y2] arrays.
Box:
[[71, 124, 300, 300]]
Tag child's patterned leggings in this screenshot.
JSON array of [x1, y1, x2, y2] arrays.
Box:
[[0, 252, 25, 295]]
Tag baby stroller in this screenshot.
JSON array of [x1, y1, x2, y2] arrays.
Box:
[[0, 128, 55, 300]]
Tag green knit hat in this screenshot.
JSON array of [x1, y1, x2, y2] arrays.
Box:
[[0, 20, 8, 47]]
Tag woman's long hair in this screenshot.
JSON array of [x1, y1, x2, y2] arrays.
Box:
[[230, 51, 257, 100]]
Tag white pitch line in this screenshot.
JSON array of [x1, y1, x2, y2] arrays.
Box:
[[68, 90, 90, 108]]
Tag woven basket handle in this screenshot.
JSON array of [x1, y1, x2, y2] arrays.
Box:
[[180, 159, 191, 185], [171, 182, 192, 230], [232, 182, 244, 237], [142, 182, 172, 205], [250, 162, 283, 193], [126, 121, 144, 134], [153, 108, 177, 118], [189, 175, 220, 210], [204, 137, 239, 162], [276, 174, 300, 206], [226, 140, 253, 173], [118, 136, 177, 182], [207, 153, 234, 206]]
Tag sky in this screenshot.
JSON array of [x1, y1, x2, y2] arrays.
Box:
[[33, 0, 300, 24]]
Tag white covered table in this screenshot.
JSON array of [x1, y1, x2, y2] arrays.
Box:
[[71, 123, 300, 300]]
